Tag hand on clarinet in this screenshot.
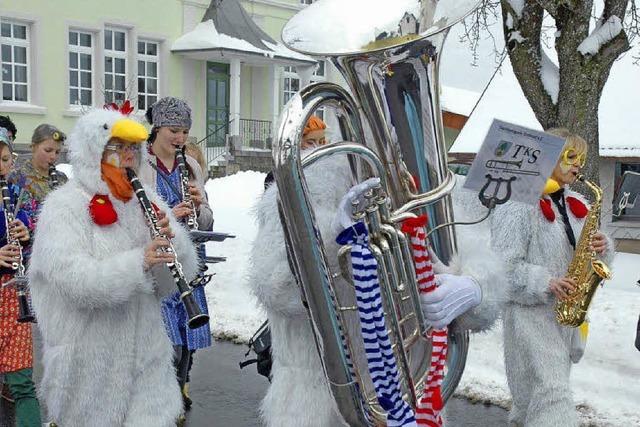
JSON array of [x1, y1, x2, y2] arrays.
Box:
[[0, 243, 20, 268], [172, 201, 194, 220], [9, 219, 29, 242], [188, 183, 203, 209], [142, 209, 175, 271]]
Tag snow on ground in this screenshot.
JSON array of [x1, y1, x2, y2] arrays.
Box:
[[203, 171, 266, 343], [458, 252, 640, 426], [205, 170, 640, 425]]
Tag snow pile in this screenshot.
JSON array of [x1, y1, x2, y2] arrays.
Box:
[[578, 15, 624, 56], [203, 170, 266, 342], [205, 170, 640, 425]]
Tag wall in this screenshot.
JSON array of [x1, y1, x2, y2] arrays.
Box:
[[1, 0, 187, 142]]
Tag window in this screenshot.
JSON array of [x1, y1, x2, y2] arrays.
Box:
[[282, 66, 300, 106], [300, 0, 315, 4], [104, 28, 127, 103], [282, 62, 327, 118], [68, 30, 94, 107], [1, 20, 29, 102], [613, 162, 640, 221], [137, 40, 159, 111], [313, 60, 325, 78]]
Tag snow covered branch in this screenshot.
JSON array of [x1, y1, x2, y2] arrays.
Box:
[[578, 15, 624, 55], [500, 0, 557, 127]]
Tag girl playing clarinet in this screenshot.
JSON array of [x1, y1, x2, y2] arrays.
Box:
[[139, 97, 213, 412], [0, 126, 41, 427]]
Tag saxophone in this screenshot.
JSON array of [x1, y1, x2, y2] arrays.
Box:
[[555, 176, 612, 327]]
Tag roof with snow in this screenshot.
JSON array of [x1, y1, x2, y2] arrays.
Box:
[[171, 0, 316, 66]]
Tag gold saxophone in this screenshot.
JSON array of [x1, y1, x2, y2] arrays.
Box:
[[556, 176, 612, 327]]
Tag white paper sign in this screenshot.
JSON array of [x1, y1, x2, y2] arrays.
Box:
[[463, 119, 566, 206]]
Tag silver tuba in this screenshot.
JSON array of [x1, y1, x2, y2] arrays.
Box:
[[274, 0, 480, 424]]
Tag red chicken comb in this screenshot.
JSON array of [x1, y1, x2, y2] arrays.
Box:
[[103, 99, 134, 116]]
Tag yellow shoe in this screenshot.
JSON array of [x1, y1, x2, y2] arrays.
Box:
[[176, 413, 186, 427], [182, 383, 192, 409]]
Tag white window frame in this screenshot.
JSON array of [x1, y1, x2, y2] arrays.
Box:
[[136, 39, 160, 111], [68, 29, 95, 108], [281, 61, 327, 118], [282, 65, 300, 107], [104, 26, 128, 104], [1, 19, 30, 104]]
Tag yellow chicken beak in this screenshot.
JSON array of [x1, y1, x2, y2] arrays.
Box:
[[111, 118, 148, 143]]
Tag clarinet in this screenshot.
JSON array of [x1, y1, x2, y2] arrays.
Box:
[[125, 168, 209, 329], [175, 147, 198, 230], [0, 177, 35, 323], [48, 163, 59, 189]]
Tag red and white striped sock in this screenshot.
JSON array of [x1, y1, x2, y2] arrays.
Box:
[[402, 216, 448, 427]]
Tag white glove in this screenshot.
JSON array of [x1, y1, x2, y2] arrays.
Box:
[[420, 273, 482, 329], [332, 177, 381, 234]]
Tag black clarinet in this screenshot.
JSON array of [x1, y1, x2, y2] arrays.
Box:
[[0, 177, 35, 323], [175, 147, 198, 230], [126, 168, 209, 329], [48, 163, 59, 189]]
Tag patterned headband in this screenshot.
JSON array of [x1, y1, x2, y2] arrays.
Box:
[[0, 127, 13, 152], [151, 97, 192, 129]]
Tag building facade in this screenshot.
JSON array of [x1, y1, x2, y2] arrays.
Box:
[[0, 0, 330, 154]]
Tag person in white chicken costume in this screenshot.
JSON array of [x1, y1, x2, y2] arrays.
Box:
[[29, 105, 199, 427], [250, 146, 506, 426]]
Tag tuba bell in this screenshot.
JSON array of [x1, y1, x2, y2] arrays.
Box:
[[274, 0, 481, 424]]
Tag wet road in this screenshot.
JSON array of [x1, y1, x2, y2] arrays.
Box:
[[2, 338, 508, 426], [185, 340, 508, 426]]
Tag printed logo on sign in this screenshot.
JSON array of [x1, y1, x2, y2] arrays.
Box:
[[463, 119, 566, 206], [494, 141, 512, 157]]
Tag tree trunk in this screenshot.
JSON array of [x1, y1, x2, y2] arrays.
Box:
[[500, 0, 630, 188]]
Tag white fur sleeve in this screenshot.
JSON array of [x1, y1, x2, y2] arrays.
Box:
[[490, 201, 553, 306], [250, 187, 307, 318], [29, 199, 149, 310]]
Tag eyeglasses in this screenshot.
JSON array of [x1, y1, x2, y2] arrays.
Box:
[[561, 149, 586, 167], [105, 142, 142, 153]]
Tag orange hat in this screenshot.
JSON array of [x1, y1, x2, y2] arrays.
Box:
[[303, 115, 326, 136]]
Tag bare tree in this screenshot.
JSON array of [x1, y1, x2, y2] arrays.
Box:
[[466, 0, 639, 184]]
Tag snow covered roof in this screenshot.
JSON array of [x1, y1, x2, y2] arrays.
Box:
[[440, 85, 480, 117], [171, 0, 316, 66], [448, 51, 640, 158]]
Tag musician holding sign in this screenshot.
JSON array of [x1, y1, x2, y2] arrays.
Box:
[[28, 106, 199, 427]]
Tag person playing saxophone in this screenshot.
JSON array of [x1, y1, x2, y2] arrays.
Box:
[[28, 106, 198, 426], [0, 126, 41, 427], [490, 128, 613, 427]]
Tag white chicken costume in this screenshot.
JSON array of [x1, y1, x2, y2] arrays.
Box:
[[29, 108, 199, 427], [251, 155, 506, 426]]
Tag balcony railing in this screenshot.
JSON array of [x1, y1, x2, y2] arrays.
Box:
[[240, 118, 272, 149]]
